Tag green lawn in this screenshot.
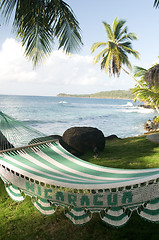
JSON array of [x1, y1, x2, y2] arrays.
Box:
[[85, 135, 159, 169], [0, 135, 159, 240]]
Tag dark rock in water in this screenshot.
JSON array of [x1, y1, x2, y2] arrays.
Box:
[[0, 131, 14, 150], [62, 127, 105, 155], [138, 104, 153, 109], [105, 134, 120, 140], [143, 119, 159, 132]]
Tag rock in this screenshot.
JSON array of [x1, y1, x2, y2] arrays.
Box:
[[143, 119, 159, 132], [138, 104, 153, 109], [62, 127, 105, 155], [105, 134, 120, 140], [0, 131, 14, 150]]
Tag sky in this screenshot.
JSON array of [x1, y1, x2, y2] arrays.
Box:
[[0, 0, 159, 96]]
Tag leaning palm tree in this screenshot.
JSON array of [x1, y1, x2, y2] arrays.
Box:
[[144, 64, 159, 87], [132, 66, 159, 113], [91, 17, 142, 87], [0, 0, 83, 68]]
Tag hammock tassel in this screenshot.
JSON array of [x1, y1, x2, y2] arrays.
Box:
[[138, 198, 159, 222], [5, 184, 25, 202], [100, 207, 131, 227], [65, 207, 92, 225], [33, 198, 56, 215]]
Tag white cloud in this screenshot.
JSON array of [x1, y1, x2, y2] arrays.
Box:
[[0, 38, 135, 96]]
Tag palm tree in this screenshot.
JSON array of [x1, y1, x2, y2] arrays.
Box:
[[144, 64, 159, 87], [132, 66, 159, 113], [91, 17, 142, 87], [0, 0, 83, 68]]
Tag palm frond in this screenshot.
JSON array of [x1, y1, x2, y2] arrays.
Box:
[[102, 21, 114, 40], [52, 0, 83, 53], [119, 42, 140, 59], [133, 66, 147, 78], [101, 52, 112, 76], [132, 86, 159, 108], [93, 48, 108, 64], [0, 0, 83, 67], [13, 0, 53, 67], [0, 0, 17, 23], [117, 26, 127, 41], [154, 0, 159, 8], [113, 18, 126, 40], [91, 42, 107, 54], [118, 47, 132, 70], [127, 32, 138, 40], [118, 33, 138, 43]]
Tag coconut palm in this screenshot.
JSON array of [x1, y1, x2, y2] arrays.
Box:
[[144, 64, 159, 87], [0, 0, 83, 67], [91, 17, 141, 86], [132, 66, 159, 113], [132, 85, 159, 112]]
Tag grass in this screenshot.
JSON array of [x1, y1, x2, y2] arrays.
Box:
[[1, 135, 159, 239], [85, 135, 159, 169]]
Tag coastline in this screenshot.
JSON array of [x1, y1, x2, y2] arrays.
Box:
[[57, 95, 133, 100], [57, 90, 134, 100]]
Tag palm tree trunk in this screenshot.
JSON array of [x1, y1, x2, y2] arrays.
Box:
[[121, 67, 143, 88]]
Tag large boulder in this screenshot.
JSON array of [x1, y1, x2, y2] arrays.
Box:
[[62, 127, 105, 155]]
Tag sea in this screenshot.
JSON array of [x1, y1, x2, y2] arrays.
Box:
[[0, 95, 157, 138]]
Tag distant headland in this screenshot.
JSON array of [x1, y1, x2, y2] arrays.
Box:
[[57, 90, 134, 99]]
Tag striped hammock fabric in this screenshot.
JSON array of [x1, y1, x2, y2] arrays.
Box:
[[1, 140, 159, 227]]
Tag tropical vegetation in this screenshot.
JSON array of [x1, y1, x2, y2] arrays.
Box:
[[131, 65, 159, 113], [91, 17, 142, 86], [0, 0, 83, 68], [58, 90, 134, 99]]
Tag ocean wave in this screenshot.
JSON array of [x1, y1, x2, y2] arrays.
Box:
[[58, 101, 67, 104], [121, 107, 154, 114], [121, 101, 133, 107]]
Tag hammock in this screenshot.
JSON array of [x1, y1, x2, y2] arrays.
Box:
[[0, 112, 159, 227]]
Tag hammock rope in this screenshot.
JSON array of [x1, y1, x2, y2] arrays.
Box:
[[0, 111, 46, 150], [0, 111, 159, 227]]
